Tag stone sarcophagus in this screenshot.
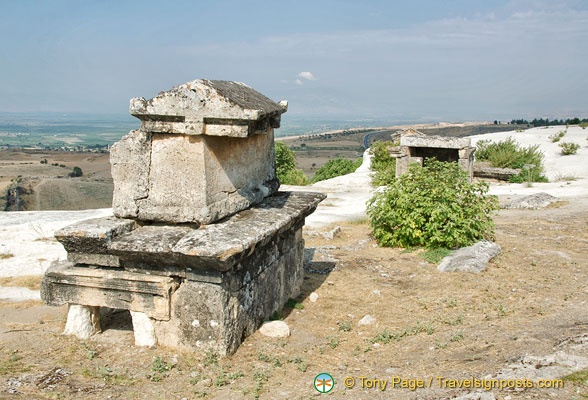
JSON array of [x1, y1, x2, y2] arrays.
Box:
[[393, 129, 476, 180], [112, 79, 287, 224], [41, 80, 324, 355]]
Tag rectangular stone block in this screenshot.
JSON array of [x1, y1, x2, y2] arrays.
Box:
[[41, 262, 178, 320]]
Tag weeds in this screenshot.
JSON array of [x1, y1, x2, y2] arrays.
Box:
[[203, 348, 218, 366], [285, 298, 304, 310], [549, 130, 566, 142], [450, 330, 465, 342], [0, 253, 14, 259], [559, 142, 580, 155], [371, 321, 435, 344], [476, 137, 546, 182], [337, 320, 352, 332], [421, 248, 451, 264], [327, 335, 340, 349]]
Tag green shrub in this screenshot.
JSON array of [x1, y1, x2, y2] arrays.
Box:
[[367, 159, 499, 249], [274, 142, 309, 185], [559, 142, 580, 155], [275, 142, 296, 178], [311, 158, 362, 183], [68, 166, 83, 178], [369, 140, 398, 186], [476, 137, 546, 182], [280, 168, 310, 185], [579, 121, 588, 129]]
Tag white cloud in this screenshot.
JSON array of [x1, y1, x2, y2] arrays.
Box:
[[295, 79, 303, 85], [297, 71, 316, 81]]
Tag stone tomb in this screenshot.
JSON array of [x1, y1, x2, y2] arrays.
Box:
[[41, 80, 325, 355], [393, 129, 476, 180], [112, 79, 288, 224]]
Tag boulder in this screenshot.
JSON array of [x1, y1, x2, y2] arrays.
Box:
[[437, 240, 501, 273]]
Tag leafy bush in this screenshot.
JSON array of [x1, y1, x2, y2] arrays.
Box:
[[559, 142, 580, 155], [274, 142, 309, 185], [580, 122, 588, 129], [275, 142, 296, 177], [476, 137, 546, 182], [367, 159, 498, 249], [369, 140, 398, 186], [311, 158, 362, 183]]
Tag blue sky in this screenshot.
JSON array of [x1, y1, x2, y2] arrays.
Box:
[[1, 0, 587, 122]]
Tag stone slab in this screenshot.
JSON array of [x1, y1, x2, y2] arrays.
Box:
[[41, 262, 179, 320], [55, 216, 136, 254], [400, 134, 471, 149], [129, 79, 287, 137], [172, 191, 325, 271]]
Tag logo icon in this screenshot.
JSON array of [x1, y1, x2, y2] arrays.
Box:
[[314, 373, 334, 393]]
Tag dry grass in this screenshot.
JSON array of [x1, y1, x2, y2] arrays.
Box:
[[0, 253, 14, 259], [0, 275, 42, 291]]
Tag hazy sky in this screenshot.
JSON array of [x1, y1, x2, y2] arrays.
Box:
[[1, 0, 587, 122]]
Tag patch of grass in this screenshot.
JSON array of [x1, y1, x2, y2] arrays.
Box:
[[214, 366, 243, 387], [82, 366, 135, 385], [559, 142, 580, 155], [150, 356, 174, 373], [348, 218, 369, 225], [450, 330, 465, 342], [253, 369, 269, 399], [0, 252, 14, 259], [337, 320, 352, 332], [437, 313, 464, 326], [285, 298, 304, 310], [203, 348, 218, 366], [291, 357, 307, 372], [371, 321, 435, 344], [327, 335, 340, 349], [82, 342, 97, 360], [563, 367, 588, 386], [421, 248, 451, 264], [554, 174, 579, 182], [0, 352, 31, 375], [257, 352, 281, 367]]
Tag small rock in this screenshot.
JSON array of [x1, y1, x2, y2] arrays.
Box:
[[372, 290, 381, 296], [503, 192, 559, 209], [309, 292, 319, 303], [259, 321, 290, 338], [373, 343, 381, 348], [452, 392, 496, 400], [358, 315, 376, 326], [437, 240, 501, 273]]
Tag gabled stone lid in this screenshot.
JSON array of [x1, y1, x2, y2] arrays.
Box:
[[130, 79, 288, 137]]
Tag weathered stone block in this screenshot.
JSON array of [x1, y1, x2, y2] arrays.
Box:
[[63, 304, 101, 339], [41, 262, 179, 320], [111, 79, 287, 224]]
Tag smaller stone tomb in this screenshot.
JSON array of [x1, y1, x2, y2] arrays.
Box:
[[393, 129, 476, 180], [41, 79, 325, 355]]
